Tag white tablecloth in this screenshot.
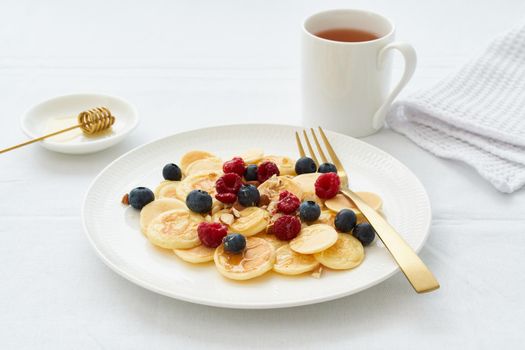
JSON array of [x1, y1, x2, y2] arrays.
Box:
[[1, 1, 524, 349]]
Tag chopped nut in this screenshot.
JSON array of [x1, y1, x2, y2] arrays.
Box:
[[219, 213, 234, 225], [311, 266, 323, 279], [232, 202, 245, 213], [266, 223, 274, 235], [205, 215, 212, 222], [267, 200, 278, 213], [245, 180, 260, 187], [270, 212, 283, 223], [259, 194, 270, 206], [121, 193, 129, 205]]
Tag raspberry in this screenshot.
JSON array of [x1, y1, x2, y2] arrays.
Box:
[[257, 161, 280, 183], [314, 172, 340, 199], [277, 190, 300, 214], [215, 192, 237, 204], [197, 222, 228, 248], [215, 173, 242, 194], [223, 157, 246, 177], [273, 215, 301, 241]]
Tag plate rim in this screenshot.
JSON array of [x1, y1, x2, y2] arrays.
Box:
[[81, 123, 432, 309]]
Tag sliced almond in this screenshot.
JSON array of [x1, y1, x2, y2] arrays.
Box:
[[232, 207, 242, 218], [220, 213, 235, 225]]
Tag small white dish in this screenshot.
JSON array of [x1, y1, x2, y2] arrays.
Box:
[[21, 93, 139, 154], [82, 124, 431, 309]]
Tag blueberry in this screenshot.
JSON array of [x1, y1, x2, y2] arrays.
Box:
[[334, 209, 357, 232], [186, 189, 212, 213], [299, 201, 321, 222], [295, 156, 317, 175], [237, 184, 260, 207], [318, 162, 337, 173], [244, 164, 258, 181], [223, 233, 246, 254], [162, 163, 182, 181], [129, 187, 155, 210], [353, 223, 376, 246]]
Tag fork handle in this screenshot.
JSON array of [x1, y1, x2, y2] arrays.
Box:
[[341, 189, 440, 293]]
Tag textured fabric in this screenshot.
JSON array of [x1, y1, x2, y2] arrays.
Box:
[[387, 24, 525, 193]]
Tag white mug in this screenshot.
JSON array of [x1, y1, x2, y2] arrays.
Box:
[[302, 9, 416, 137]]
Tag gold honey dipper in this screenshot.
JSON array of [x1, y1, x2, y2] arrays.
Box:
[[0, 107, 115, 154]]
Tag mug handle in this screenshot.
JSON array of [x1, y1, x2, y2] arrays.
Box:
[[372, 42, 417, 130]]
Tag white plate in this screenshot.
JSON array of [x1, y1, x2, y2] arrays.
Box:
[[21, 93, 139, 154], [82, 124, 431, 309]]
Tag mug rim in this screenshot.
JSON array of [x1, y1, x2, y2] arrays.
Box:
[[302, 8, 395, 45]]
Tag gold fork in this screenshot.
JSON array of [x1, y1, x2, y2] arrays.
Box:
[[296, 127, 439, 293]]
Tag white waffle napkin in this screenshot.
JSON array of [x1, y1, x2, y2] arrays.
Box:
[[387, 24, 525, 193]]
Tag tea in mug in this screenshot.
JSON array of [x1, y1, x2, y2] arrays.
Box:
[[315, 28, 379, 42]]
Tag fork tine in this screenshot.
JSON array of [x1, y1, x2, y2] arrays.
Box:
[[310, 128, 327, 164], [318, 127, 344, 171], [295, 131, 305, 157], [302, 130, 318, 165]]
